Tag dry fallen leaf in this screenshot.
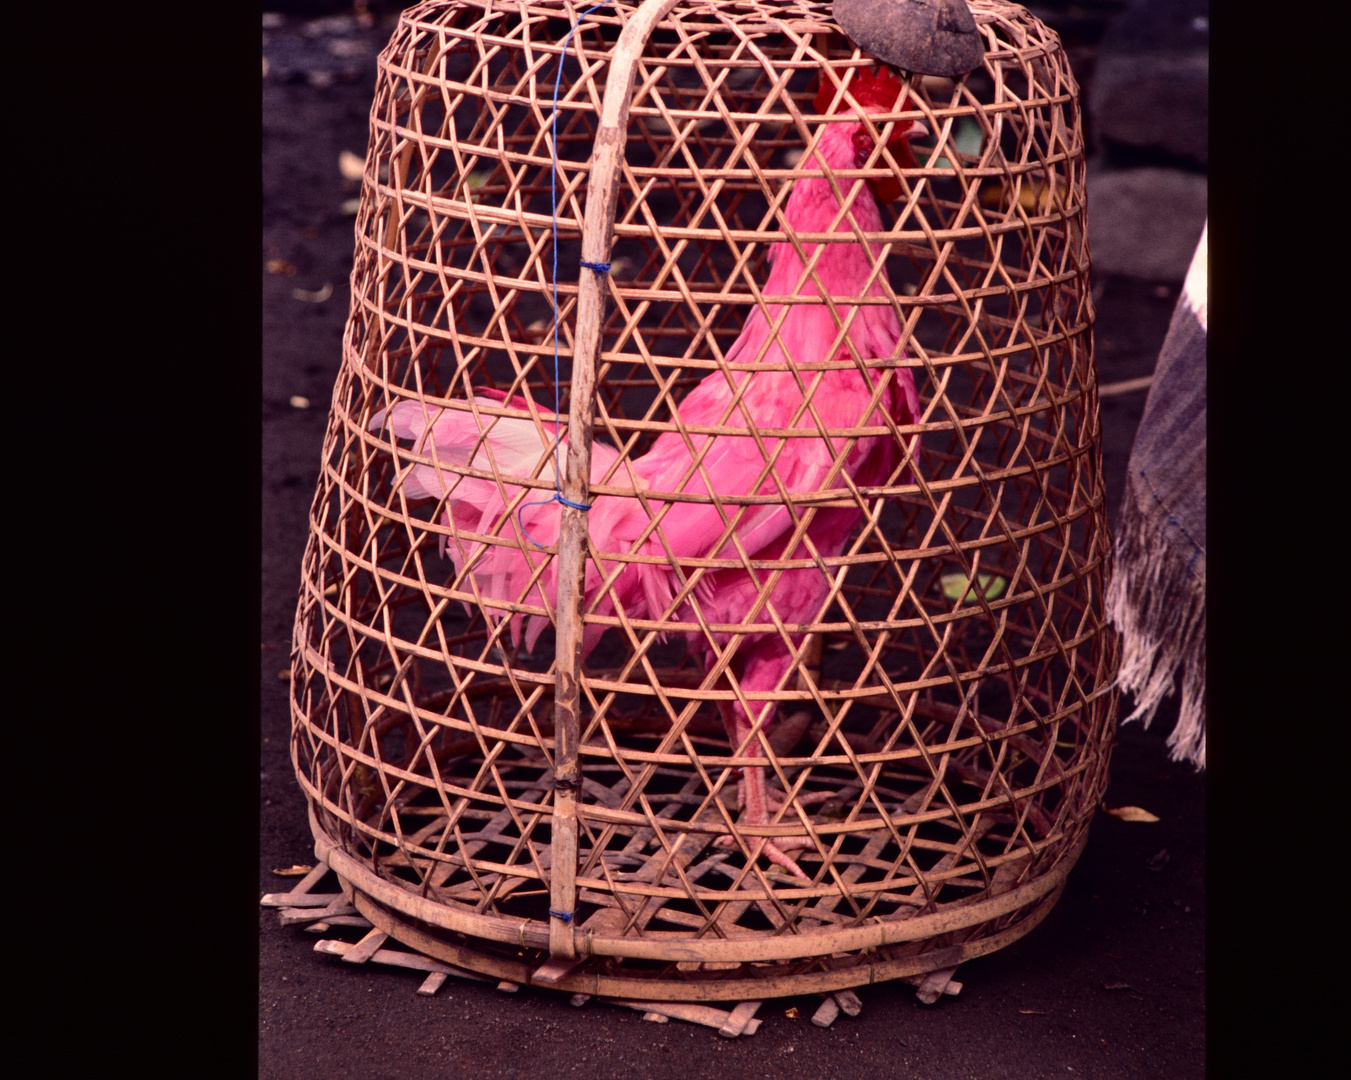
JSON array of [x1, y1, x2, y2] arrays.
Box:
[[1104, 805, 1160, 823], [292, 282, 333, 303], [980, 179, 1057, 213], [278, 669, 292, 681], [783, 1006, 801, 1019], [1018, 1009, 1045, 1015], [290, 395, 311, 409], [338, 150, 365, 180], [272, 864, 315, 877], [266, 259, 296, 276]]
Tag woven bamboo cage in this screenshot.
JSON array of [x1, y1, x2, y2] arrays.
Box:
[[289, 0, 1117, 1003]]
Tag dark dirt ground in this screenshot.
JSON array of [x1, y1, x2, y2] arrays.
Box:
[[261, 5, 1207, 1077]]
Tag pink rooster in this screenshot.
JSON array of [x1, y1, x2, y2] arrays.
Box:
[[373, 66, 926, 880]]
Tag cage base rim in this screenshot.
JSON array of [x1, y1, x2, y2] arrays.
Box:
[[302, 794, 1084, 1001], [333, 871, 1068, 1003]]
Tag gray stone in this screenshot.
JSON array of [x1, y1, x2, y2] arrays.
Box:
[[833, 0, 985, 78], [1095, 0, 1209, 53], [1087, 166, 1207, 282], [1088, 0, 1208, 166], [1092, 52, 1208, 165]]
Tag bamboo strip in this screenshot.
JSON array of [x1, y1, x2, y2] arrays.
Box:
[[303, 916, 373, 932], [811, 996, 840, 1026], [550, 0, 685, 963], [915, 965, 960, 1004], [274, 861, 331, 899], [260, 892, 345, 909], [719, 999, 763, 1037], [609, 998, 745, 1033], [341, 928, 390, 964], [278, 897, 358, 927], [1097, 374, 1153, 398], [900, 972, 961, 995], [315, 938, 494, 983]]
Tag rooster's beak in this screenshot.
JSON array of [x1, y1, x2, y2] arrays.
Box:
[[876, 119, 927, 175], [890, 119, 929, 168]]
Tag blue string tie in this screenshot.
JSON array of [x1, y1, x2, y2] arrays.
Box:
[[549, 908, 576, 923], [513, 4, 611, 549]]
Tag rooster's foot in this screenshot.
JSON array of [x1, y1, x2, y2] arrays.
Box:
[[763, 789, 833, 813], [714, 832, 812, 881]]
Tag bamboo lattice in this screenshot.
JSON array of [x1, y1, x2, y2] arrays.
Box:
[[289, 0, 1117, 1002]]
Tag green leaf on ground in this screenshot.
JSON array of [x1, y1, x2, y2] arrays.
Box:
[[941, 572, 1007, 603]]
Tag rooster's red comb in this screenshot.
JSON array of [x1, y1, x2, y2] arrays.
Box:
[[813, 64, 908, 116]]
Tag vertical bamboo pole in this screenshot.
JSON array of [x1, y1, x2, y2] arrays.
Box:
[[548, 0, 682, 962]]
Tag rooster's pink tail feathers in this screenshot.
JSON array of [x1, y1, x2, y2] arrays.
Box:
[[369, 393, 633, 653]]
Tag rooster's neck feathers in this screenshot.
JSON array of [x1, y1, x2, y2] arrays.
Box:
[[764, 121, 886, 300]]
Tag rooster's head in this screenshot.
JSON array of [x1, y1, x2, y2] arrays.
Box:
[[813, 64, 928, 202]]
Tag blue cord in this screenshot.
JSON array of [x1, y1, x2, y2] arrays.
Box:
[[514, 3, 612, 549]]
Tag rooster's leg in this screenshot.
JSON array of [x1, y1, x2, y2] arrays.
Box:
[[730, 758, 812, 881], [712, 695, 813, 882]]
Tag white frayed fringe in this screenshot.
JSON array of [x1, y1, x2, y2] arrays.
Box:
[[1106, 484, 1206, 769]]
